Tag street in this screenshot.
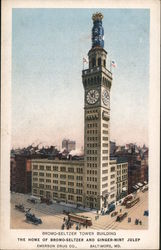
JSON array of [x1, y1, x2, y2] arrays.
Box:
[[11, 190, 148, 230]]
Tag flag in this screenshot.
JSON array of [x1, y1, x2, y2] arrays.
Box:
[[83, 57, 88, 63], [111, 60, 117, 68]]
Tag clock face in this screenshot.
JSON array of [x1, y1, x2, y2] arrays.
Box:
[[86, 89, 99, 105], [102, 89, 110, 106]]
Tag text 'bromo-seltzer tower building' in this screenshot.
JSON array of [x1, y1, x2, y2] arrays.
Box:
[[82, 12, 113, 210], [31, 13, 128, 211]]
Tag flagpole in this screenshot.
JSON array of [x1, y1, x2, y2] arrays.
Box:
[[83, 58, 84, 70], [110, 60, 112, 72]]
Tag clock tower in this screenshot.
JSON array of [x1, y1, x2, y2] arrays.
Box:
[[82, 13, 113, 210]]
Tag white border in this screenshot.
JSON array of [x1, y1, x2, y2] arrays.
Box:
[[1, 0, 160, 249]]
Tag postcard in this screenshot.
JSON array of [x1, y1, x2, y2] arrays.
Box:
[[1, 0, 160, 249]]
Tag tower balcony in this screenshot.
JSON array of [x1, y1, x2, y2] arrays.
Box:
[[82, 66, 112, 79]]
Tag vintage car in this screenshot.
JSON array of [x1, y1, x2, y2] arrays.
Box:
[[25, 209, 42, 225], [111, 211, 118, 217], [116, 212, 128, 222], [15, 204, 25, 212]]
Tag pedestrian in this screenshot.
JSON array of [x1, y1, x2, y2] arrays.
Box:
[[120, 208, 122, 213], [63, 217, 65, 222], [140, 220, 142, 225], [128, 217, 131, 223], [86, 224, 88, 229], [76, 224, 79, 230]]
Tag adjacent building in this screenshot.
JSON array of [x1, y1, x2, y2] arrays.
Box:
[[10, 155, 32, 194], [62, 139, 76, 153], [32, 159, 84, 206], [114, 145, 148, 194], [116, 159, 128, 200]]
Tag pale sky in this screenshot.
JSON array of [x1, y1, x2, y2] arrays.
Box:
[[12, 8, 149, 149]]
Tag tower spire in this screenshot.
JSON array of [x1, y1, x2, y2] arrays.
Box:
[[92, 12, 104, 49]]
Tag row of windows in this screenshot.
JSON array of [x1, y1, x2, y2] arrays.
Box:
[[33, 173, 82, 181], [84, 76, 100, 85], [86, 143, 109, 148], [103, 130, 108, 134], [102, 183, 108, 188], [87, 137, 98, 141], [102, 150, 108, 154], [34, 190, 83, 202], [87, 130, 98, 135], [87, 163, 97, 168], [38, 185, 83, 194], [102, 163, 108, 167], [102, 169, 108, 174], [33, 165, 83, 172], [110, 181, 115, 185], [102, 176, 108, 181], [86, 191, 97, 196], [84, 74, 110, 88], [111, 174, 115, 179], [111, 167, 115, 172], [87, 150, 97, 154], [102, 137, 108, 141], [86, 109, 98, 114], [110, 186, 115, 191], [87, 184, 97, 189], [102, 156, 108, 160], [87, 177, 97, 182], [87, 170, 97, 175], [103, 123, 108, 128], [110, 194, 115, 199], [86, 143, 98, 148], [87, 123, 98, 128], [87, 157, 97, 161]]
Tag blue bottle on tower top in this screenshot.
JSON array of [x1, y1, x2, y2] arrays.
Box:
[[92, 12, 104, 48]]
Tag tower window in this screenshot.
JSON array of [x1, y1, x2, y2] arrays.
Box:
[[98, 57, 101, 66], [103, 60, 106, 67], [92, 58, 96, 67]]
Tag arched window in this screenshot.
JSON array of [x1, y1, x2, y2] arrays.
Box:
[[103, 60, 106, 67], [92, 57, 96, 67], [98, 57, 101, 66]]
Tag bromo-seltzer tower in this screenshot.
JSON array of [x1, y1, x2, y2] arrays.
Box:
[[82, 13, 113, 210]]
